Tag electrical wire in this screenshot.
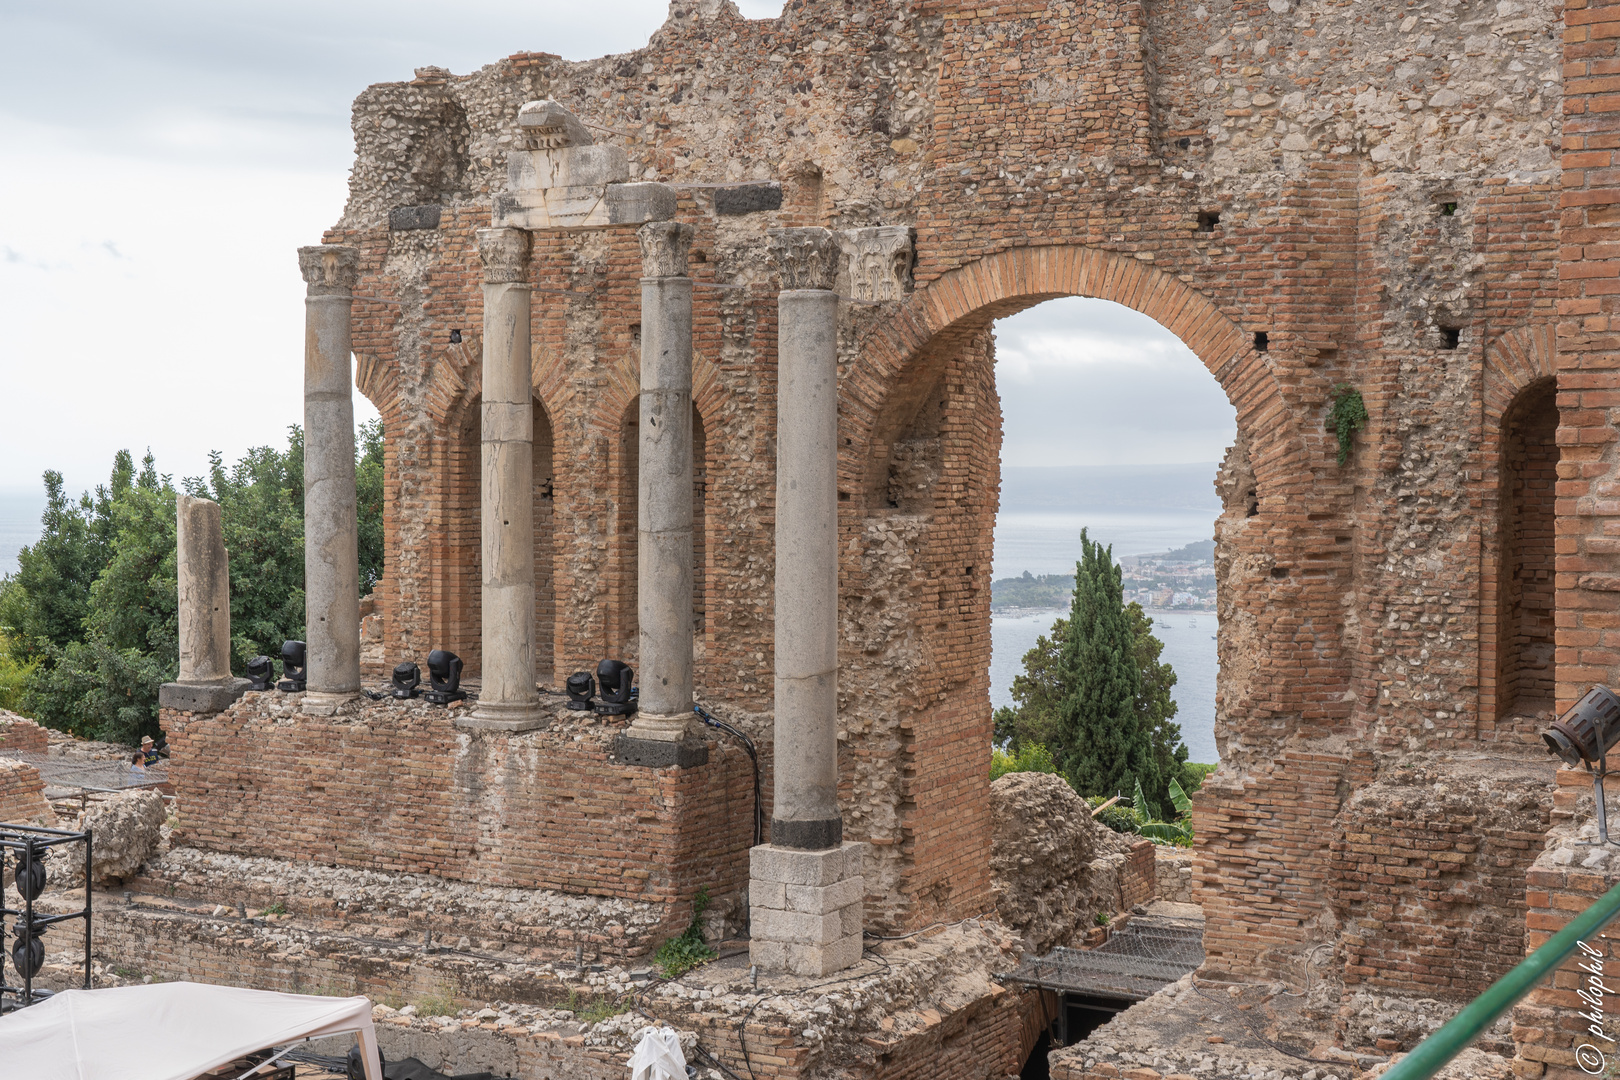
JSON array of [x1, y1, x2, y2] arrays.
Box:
[[693, 703, 763, 848]]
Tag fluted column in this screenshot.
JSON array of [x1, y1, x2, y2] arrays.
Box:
[[749, 227, 866, 978], [298, 244, 362, 708], [466, 227, 545, 731], [627, 221, 697, 743]]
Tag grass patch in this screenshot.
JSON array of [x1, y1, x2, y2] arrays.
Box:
[[414, 988, 462, 1017], [654, 889, 718, 979], [262, 901, 287, 916], [563, 990, 633, 1023]]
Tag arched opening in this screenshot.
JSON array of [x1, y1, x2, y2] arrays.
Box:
[[441, 398, 482, 674], [985, 297, 1234, 774], [534, 398, 556, 685], [1495, 378, 1558, 719]]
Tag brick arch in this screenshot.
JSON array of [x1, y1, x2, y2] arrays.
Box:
[[1477, 322, 1558, 734], [842, 244, 1307, 504]]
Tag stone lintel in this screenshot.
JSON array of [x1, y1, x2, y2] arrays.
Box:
[[613, 734, 709, 769], [714, 182, 783, 215], [389, 205, 443, 231], [158, 679, 252, 715], [493, 179, 675, 232]]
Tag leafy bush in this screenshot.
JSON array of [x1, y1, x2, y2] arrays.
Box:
[[1087, 776, 1196, 847], [655, 889, 717, 979], [0, 633, 35, 713], [989, 741, 1058, 781]]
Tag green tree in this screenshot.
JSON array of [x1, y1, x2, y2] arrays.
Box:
[[1126, 603, 1201, 802], [0, 470, 113, 662], [1055, 529, 1161, 804], [992, 615, 1068, 754]]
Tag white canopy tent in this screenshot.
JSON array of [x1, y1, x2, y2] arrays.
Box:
[[0, 982, 384, 1080]]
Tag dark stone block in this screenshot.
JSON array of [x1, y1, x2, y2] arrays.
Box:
[[713, 183, 783, 215], [389, 205, 443, 231], [158, 678, 252, 715], [770, 816, 843, 850], [614, 734, 709, 768]]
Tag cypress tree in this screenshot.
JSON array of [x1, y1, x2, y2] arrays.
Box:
[[1056, 530, 1161, 803]]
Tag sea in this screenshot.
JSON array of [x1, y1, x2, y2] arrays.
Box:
[[989, 505, 1222, 766], [0, 495, 45, 580]]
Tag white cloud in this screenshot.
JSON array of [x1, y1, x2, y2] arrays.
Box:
[[994, 298, 1238, 467]]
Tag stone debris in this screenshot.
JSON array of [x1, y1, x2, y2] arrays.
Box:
[[80, 789, 166, 884], [990, 771, 1146, 954]]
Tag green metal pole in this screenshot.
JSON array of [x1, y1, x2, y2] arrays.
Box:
[[1381, 873, 1620, 1080]]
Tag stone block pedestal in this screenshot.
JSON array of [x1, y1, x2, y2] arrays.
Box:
[[749, 841, 867, 976]]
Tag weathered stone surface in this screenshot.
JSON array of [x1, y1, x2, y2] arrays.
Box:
[[989, 772, 1142, 954], [84, 789, 167, 883], [0, 759, 51, 825], [388, 204, 442, 231]]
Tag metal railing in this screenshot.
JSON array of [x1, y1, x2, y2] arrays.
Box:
[[1381, 874, 1620, 1080]]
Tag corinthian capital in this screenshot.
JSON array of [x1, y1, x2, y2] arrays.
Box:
[[638, 221, 694, 279], [840, 226, 915, 303], [477, 228, 531, 284], [767, 227, 838, 292], [297, 245, 361, 296]]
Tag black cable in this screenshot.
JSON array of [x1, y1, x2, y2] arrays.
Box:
[[693, 703, 763, 848]]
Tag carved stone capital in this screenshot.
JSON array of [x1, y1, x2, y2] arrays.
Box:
[[297, 245, 360, 296], [839, 226, 915, 303], [517, 99, 594, 149], [768, 227, 839, 292], [638, 221, 694, 278], [476, 227, 530, 283]]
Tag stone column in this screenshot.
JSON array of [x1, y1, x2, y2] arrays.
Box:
[[298, 244, 363, 711], [158, 496, 250, 713], [626, 221, 698, 747], [464, 227, 545, 732], [749, 227, 867, 977]]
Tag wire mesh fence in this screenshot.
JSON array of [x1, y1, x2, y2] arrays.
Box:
[[0, 749, 168, 794]]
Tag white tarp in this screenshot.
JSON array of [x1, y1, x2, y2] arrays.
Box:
[[0, 981, 384, 1080]]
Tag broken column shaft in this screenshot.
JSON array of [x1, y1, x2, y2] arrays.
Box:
[[749, 227, 866, 977], [466, 227, 544, 731], [158, 495, 251, 714], [298, 244, 362, 705], [628, 221, 697, 743]]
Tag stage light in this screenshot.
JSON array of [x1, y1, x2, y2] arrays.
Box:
[[423, 650, 466, 705], [391, 662, 421, 700], [1544, 684, 1620, 845], [277, 641, 307, 692], [593, 659, 636, 717], [245, 656, 275, 692], [566, 671, 596, 710]]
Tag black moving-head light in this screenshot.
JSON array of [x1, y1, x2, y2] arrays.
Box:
[[12, 922, 46, 980], [245, 655, 276, 692], [423, 650, 466, 705], [391, 661, 422, 700], [566, 671, 596, 710], [277, 640, 307, 692], [593, 659, 636, 716]]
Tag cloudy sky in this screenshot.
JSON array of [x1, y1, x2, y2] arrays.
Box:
[[0, 0, 1235, 502]]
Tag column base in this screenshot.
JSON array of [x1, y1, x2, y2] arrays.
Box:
[[457, 699, 549, 732], [158, 678, 251, 715], [748, 840, 867, 977], [624, 711, 697, 742], [302, 690, 359, 717], [613, 734, 709, 768]]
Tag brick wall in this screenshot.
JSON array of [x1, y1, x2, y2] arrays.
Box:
[[0, 714, 48, 754], [1513, 772, 1620, 1080], [1121, 840, 1157, 912], [1155, 847, 1194, 905], [164, 694, 754, 917], [0, 759, 50, 825]]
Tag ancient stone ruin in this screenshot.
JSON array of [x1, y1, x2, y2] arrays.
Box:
[[14, 0, 1620, 1075]]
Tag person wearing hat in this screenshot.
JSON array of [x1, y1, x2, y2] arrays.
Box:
[[140, 735, 166, 766]]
